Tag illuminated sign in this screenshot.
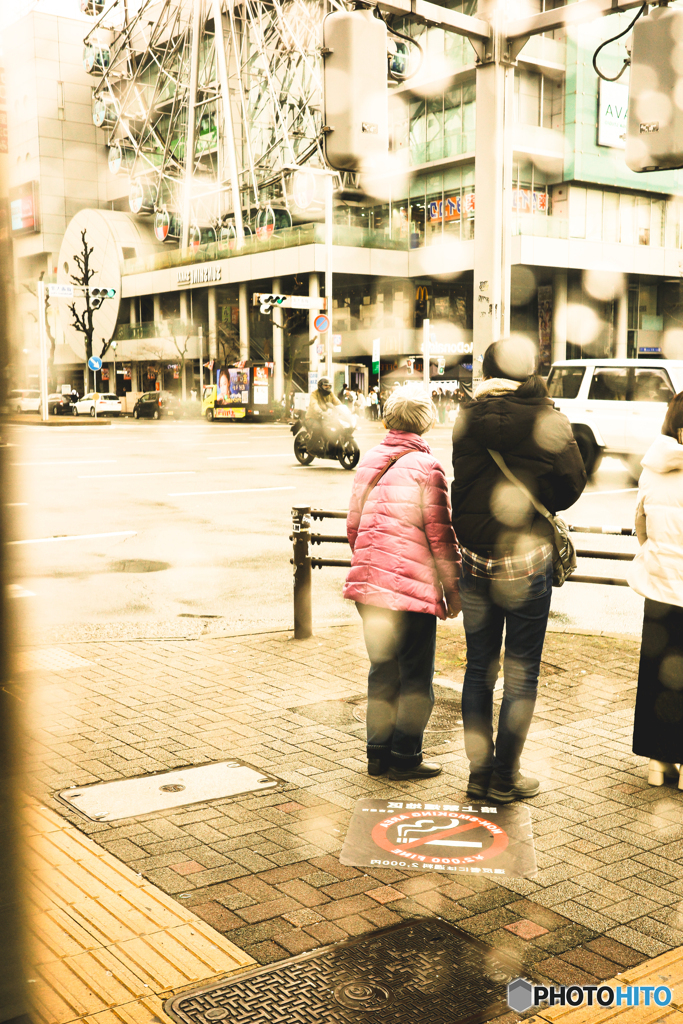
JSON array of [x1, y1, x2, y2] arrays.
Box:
[[10, 182, 38, 235], [428, 189, 548, 222], [598, 80, 628, 150], [177, 263, 222, 286], [421, 340, 473, 356]]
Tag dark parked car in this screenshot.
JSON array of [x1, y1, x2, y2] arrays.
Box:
[[132, 391, 180, 420], [47, 393, 75, 416]]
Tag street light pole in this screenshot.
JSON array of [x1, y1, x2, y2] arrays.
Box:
[[471, 0, 512, 390], [324, 172, 334, 378], [37, 280, 49, 422]]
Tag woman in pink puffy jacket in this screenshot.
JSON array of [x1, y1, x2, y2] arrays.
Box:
[[343, 385, 462, 781]]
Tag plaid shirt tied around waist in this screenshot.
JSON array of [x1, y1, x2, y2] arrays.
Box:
[[461, 542, 553, 582]]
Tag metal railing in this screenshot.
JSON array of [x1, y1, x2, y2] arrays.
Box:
[[290, 507, 636, 640]]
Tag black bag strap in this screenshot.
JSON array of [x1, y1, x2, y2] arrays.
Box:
[[487, 449, 555, 526], [359, 450, 414, 515]]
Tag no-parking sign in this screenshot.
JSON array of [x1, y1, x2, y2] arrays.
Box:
[[314, 313, 330, 333], [341, 798, 537, 878]]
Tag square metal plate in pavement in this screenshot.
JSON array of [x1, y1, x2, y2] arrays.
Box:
[[59, 759, 280, 821], [340, 797, 537, 878], [164, 919, 521, 1024]]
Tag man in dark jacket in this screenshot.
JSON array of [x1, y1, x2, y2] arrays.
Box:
[[451, 340, 586, 804]]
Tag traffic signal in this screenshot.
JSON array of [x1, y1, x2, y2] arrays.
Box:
[[626, 5, 683, 172], [322, 7, 389, 172], [89, 287, 116, 298]]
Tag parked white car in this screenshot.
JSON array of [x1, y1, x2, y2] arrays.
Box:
[[10, 389, 41, 413], [547, 359, 683, 477], [73, 392, 122, 417]]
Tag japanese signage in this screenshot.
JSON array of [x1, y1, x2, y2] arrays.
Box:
[[217, 367, 250, 405], [341, 798, 537, 878], [598, 80, 628, 150], [214, 407, 245, 419], [428, 193, 475, 223], [10, 182, 38, 235], [427, 189, 548, 223], [177, 263, 222, 286]]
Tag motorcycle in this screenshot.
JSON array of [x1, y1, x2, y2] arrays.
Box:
[[291, 405, 361, 470]]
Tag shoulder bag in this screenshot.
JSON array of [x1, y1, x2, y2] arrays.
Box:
[[358, 450, 414, 515], [487, 449, 576, 587]]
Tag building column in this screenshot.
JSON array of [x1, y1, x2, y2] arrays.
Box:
[[552, 270, 567, 363], [153, 294, 161, 324], [615, 285, 628, 359], [272, 276, 284, 402], [179, 291, 189, 323], [208, 286, 218, 361], [308, 272, 320, 376], [129, 297, 137, 325], [238, 281, 249, 362]]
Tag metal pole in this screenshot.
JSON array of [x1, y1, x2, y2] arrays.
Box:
[[181, 0, 202, 251], [291, 505, 312, 639], [238, 281, 249, 361], [198, 324, 203, 396], [94, 369, 98, 418], [212, 0, 245, 245], [272, 276, 284, 402], [472, 1, 511, 390], [324, 173, 334, 376], [37, 281, 49, 422], [423, 318, 430, 389]]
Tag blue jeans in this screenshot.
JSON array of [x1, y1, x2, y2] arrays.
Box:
[[357, 604, 437, 769], [459, 563, 553, 781]]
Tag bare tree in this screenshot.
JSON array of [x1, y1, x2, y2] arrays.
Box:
[[66, 229, 111, 389], [216, 320, 240, 367], [169, 325, 191, 401]]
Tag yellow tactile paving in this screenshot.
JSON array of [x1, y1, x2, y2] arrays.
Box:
[[24, 803, 255, 1024]]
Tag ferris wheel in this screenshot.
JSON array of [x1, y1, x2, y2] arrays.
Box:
[[83, 0, 346, 248]]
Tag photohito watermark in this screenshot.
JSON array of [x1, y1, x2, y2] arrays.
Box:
[[507, 979, 672, 1013]]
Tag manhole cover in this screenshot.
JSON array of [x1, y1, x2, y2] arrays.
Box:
[[350, 698, 462, 733], [164, 919, 520, 1024], [59, 759, 280, 821]]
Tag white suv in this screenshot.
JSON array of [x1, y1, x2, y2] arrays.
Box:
[[547, 359, 683, 477]]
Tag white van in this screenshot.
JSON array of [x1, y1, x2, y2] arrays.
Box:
[[547, 359, 683, 477]]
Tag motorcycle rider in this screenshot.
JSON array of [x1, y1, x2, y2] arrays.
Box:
[[306, 376, 340, 453]]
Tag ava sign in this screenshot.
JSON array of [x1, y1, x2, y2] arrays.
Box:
[[598, 80, 628, 150], [88, 356, 103, 372]]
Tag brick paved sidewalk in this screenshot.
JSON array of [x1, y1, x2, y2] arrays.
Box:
[[17, 622, 683, 1021]]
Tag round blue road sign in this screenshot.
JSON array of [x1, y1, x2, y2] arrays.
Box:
[[88, 356, 103, 371], [314, 314, 330, 334]]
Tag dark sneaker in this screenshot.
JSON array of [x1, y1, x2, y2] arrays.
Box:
[[388, 761, 442, 781], [466, 772, 492, 800], [368, 758, 389, 776], [487, 771, 540, 803]]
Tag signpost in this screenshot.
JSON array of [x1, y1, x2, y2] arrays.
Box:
[[254, 293, 327, 314], [88, 355, 102, 416]]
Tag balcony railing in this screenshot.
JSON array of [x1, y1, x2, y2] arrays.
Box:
[[122, 222, 412, 276], [114, 319, 205, 341]]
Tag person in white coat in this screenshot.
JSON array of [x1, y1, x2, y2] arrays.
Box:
[[628, 393, 683, 788]]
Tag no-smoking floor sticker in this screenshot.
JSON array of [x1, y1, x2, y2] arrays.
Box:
[[340, 799, 537, 878]]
